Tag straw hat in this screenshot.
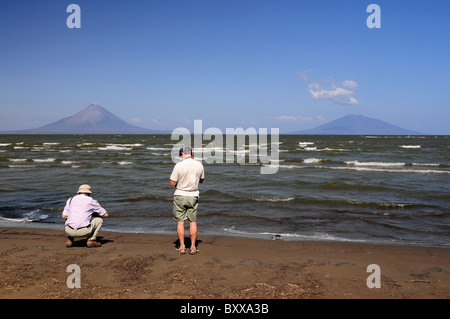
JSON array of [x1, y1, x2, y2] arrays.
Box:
[[77, 184, 92, 194]]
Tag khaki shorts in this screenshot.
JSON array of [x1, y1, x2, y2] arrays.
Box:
[[173, 195, 199, 222]]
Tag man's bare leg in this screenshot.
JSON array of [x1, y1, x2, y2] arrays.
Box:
[[177, 220, 186, 253], [189, 221, 198, 254]]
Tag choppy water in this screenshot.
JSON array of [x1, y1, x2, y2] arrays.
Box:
[[0, 134, 448, 247]]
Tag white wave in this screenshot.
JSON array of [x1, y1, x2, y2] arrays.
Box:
[[118, 161, 133, 165], [203, 146, 227, 152], [101, 143, 143, 148], [32, 158, 56, 163], [146, 147, 172, 151], [299, 142, 314, 147], [233, 149, 251, 154], [378, 203, 410, 209], [43, 142, 60, 146], [98, 145, 132, 151], [301, 146, 346, 152], [254, 196, 295, 202], [115, 143, 143, 147], [323, 147, 347, 151], [0, 217, 31, 223], [0, 143, 11, 146], [151, 152, 171, 156], [303, 158, 323, 164], [276, 164, 305, 169], [345, 160, 405, 167], [8, 165, 35, 168], [0, 210, 47, 223], [223, 227, 366, 243], [277, 163, 448, 174], [258, 158, 283, 163], [24, 210, 48, 221], [400, 145, 421, 149], [412, 162, 440, 167], [9, 158, 27, 162], [62, 161, 78, 165], [318, 165, 449, 174]]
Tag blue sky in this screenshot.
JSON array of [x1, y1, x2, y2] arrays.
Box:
[[0, 0, 449, 134]]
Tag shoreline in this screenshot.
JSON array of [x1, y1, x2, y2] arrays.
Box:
[[1, 227, 449, 299], [2, 222, 448, 249]]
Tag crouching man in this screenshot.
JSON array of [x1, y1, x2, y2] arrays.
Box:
[[62, 184, 109, 248]]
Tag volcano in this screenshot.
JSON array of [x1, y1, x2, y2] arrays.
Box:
[[292, 114, 422, 135], [9, 104, 165, 134]]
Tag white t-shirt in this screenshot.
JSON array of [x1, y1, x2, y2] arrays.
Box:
[[170, 157, 205, 197]]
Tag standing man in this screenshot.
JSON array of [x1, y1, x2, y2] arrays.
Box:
[[62, 184, 109, 248], [170, 146, 204, 255]]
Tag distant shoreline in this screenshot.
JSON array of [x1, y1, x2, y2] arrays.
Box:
[[1, 132, 445, 135]]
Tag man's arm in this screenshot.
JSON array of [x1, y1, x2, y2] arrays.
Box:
[[199, 166, 205, 183], [170, 179, 177, 187], [91, 199, 109, 218], [62, 199, 70, 219]]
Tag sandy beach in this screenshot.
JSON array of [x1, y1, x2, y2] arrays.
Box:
[[0, 227, 449, 300]]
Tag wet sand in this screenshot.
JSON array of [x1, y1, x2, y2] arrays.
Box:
[[0, 227, 449, 300]]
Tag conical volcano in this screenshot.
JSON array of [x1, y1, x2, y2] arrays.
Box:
[[10, 104, 164, 134]]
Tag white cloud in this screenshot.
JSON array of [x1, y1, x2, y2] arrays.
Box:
[[276, 115, 313, 122], [300, 71, 359, 105], [308, 84, 358, 105], [276, 115, 298, 121], [341, 80, 358, 90]]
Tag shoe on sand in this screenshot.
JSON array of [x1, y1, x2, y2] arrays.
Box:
[[87, 240, 101, 248], [189, 247, 199, 255], [176, 245, 186, 255]]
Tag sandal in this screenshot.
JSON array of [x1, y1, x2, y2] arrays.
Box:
[[189, 247, 199, 255], [177, 245, 186, 255]]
